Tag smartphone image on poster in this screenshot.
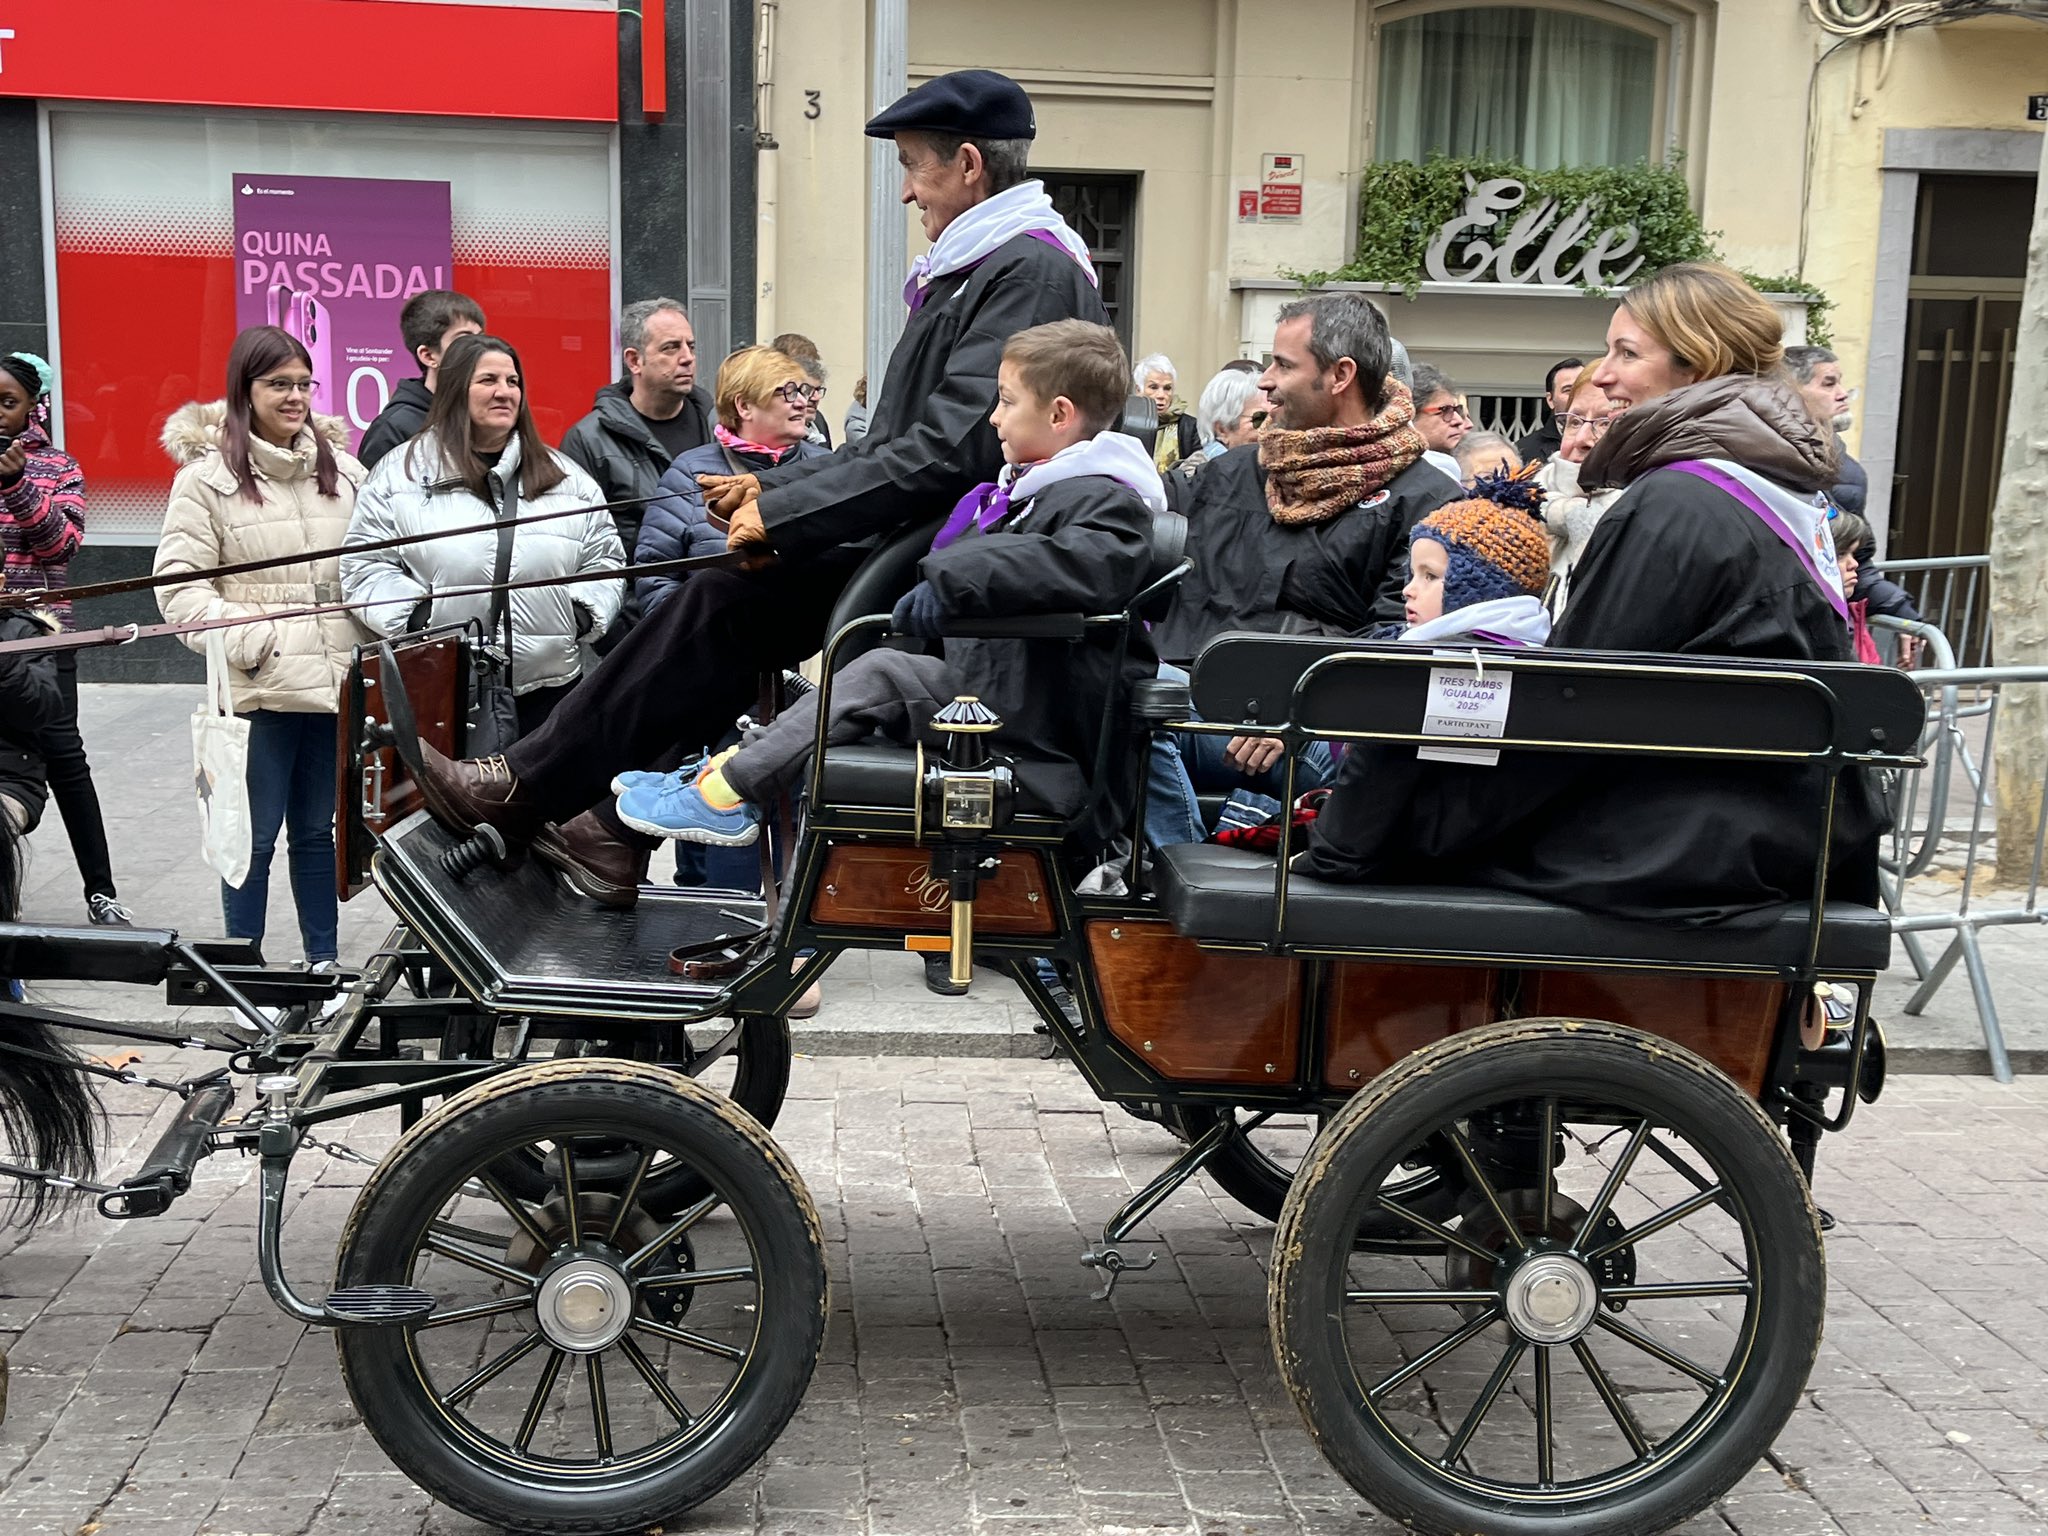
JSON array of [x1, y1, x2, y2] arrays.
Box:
[[267, 284, 335, 417]]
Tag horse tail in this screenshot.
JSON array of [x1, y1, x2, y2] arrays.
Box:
[[0, 1008, 103, 1225]]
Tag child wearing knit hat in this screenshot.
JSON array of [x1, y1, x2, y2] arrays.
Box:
[[1397, 473, 1554, 647]]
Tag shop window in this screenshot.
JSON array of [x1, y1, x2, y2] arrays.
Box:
[[1375, 6, 1659, 167]]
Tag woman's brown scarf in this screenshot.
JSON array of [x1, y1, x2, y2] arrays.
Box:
[[1258, 379, 1426, 526]]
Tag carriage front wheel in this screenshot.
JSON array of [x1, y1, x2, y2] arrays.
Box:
[[333, 1057, 825, 1535], [1270, 1019, 1824, 1536]]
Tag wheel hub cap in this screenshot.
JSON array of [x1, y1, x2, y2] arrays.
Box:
[[1503, 1252, 1599, 1345], [535, 1258, 634, 1353]]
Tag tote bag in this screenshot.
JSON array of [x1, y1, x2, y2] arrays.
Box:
[[464, 474, 523, 758], [190, 614, 254, 888]]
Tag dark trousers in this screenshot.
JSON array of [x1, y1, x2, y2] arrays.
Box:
[[514, 681, 574, 741], [723, 649, 951, 803], [505, 560, 856, 823], [222, 709, 338, 963], [47, 654, 117, 901]]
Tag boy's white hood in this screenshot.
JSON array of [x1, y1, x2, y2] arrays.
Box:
[[1402, 594, 1552, 647], [1009, 431, 1169, 516]]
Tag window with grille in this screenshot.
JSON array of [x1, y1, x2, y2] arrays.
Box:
[[1040, 172, 1137, 357]]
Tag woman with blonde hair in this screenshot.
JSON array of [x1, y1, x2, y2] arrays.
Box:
[[632, 345, 828, 615], [1299, 261, 1882, 924]]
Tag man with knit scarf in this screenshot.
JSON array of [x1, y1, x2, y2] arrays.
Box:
[[1156, 293, 1460, 662], [1152, 292, 1460, 809]]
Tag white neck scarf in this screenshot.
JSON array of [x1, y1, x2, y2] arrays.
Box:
[[904, 180, 1096, 307]]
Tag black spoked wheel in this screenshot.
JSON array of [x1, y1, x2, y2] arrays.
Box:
[[335, 1058, 825, 1535], [1271, 1019, 1824, 1536], [494, 1014, 793, 1217], [1169, 1104, 1452, 1236]]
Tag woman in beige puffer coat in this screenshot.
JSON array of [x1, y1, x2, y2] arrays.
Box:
[[154, 325, 367, 966]]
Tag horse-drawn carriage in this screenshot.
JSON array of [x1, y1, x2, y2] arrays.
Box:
[[0, 511, 1915, 1536]]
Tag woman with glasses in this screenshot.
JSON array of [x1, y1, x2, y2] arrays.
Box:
[[1409, 362, 1470, 482], [1533, 373, 1626, 615], [632, 346, 827, 617], [155, 325, 368, 967], [342, 334, 623, 740]]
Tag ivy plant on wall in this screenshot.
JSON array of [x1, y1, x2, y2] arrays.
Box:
[[1294, 156, 1834, 346]]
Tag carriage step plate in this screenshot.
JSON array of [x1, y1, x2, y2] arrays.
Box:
[[321, 1285, 436, 1328]]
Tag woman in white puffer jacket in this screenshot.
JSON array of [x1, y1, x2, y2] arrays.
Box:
[[340, 333, 623, 738], [155, 325, 368, 966]]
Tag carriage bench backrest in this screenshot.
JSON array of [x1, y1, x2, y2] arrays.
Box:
[[1189, 633, 1926, 769]]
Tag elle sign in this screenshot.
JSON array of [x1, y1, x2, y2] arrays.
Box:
[[1424, 175, 1646, 288]]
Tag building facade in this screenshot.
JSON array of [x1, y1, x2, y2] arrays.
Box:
[[759, 0, 2046, 559], [0, 0, 753, 676]]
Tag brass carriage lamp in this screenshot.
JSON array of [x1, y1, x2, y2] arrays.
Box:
[[919, 696, 1017, 988]]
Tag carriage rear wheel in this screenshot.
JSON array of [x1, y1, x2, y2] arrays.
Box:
[[1270, 1019, 1823, 1536], [334, 1058, 825, 1536]]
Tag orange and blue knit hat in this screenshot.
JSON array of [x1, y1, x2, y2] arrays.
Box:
[[1412, 472, 1552, 613]]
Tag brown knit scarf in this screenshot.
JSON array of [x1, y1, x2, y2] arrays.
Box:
[[1258, 379, 1426, 525]]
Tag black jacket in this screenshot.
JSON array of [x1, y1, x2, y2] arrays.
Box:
[[1832, 452, 1868, 516], [559, 380, 715, 640], [755, 234, 1108, 562], [1515, 419, 1564, 463], [1153, 447, 1461, 661], [1297, 467, 1881, 922], [919, 474, 1157, 845], [0, 610, 61, 831], [357, 377, 434, 473]]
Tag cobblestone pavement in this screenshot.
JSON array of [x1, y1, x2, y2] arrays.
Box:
[[1, 1056, 2045, 1536]]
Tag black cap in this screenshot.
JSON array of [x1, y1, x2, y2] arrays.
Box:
[[864, 69, 1036, 142]]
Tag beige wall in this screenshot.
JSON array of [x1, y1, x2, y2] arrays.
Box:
[[758, 1, 2045, 435]]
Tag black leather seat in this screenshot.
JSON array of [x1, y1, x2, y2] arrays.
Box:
[[1153, 843, 1892, 973]]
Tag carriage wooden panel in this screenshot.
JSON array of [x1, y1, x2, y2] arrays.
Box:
[[1321, 962, 1499, 1089], [809, 844, 1057, 934], [1517, 972, 1786, 1096], [1087, 921, 1302, 1084], [336, 634, 468, 901]]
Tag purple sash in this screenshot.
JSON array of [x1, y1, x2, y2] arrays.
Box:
[[1661, 460, 1849, 620], [906, 229, 1075, 314], [931, 480, 1014, 550]]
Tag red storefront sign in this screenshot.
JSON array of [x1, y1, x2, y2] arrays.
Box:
[[0, 0, 619, 122]]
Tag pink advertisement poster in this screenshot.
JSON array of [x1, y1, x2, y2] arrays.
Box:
[[232, 173, 454, 450]]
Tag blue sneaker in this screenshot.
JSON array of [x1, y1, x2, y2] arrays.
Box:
[[612, 749, 704, 798], [616, 772, 762, 845]]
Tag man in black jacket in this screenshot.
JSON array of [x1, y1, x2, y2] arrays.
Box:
[[356, 290, 485, 471], [560, 298, 716, 649], [1511, 356, 1583, 464], [414, 69, 1109, 904]]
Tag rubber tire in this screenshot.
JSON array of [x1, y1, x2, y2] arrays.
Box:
[[334, 1058, 827, 1536], [1270, 1019, 1825, 1536], [494, 1013, 792, 1215]]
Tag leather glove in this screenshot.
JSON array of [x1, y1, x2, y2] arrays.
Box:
[[891, 580, 946, 638], [696, 472, 761, 525]]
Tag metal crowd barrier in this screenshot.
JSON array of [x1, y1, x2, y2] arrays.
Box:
[[1874, 615, 2046, 1083], [1877, 555, 1993, 669]]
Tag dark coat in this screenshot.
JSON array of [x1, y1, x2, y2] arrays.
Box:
[[559, 380, 716, 639], [1153, 446, 1462, 660], [0, 610, 60, 831], [1514, 418, 1564, 463], [918, 474, 1157, 843], [634, 438, 827, 615], [1832, 451, 1868, 516], [1298, 374, 1883, 924], [356, 378, 434, 473], [754, 233, 1107, 562]]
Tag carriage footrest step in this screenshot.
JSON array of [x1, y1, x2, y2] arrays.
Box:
[[321, 1285, 436, 1327]]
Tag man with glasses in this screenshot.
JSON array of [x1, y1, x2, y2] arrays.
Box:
[[1410, 363, 1470, 482], [560, 297, 715, 647]]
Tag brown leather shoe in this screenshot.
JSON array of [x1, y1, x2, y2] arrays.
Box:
[[534, 810, 649, 908], [414, 739, 538, 841]]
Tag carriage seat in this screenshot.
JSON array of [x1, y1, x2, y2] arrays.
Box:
[[1153, 843, 1891, 974]]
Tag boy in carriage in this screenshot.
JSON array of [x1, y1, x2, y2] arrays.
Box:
[[612, 319, 1166, 846]]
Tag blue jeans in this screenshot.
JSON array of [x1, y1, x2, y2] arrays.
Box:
[[222, 710, 339, 964], [1145, 663, 1338, 842]]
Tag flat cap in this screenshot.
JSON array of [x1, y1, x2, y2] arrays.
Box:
[[864, 69, 1036, 141]]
